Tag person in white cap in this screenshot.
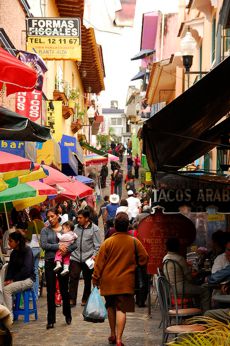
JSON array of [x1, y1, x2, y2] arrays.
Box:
[[104, 194, 120, 224], [127, 190, 141, 223]]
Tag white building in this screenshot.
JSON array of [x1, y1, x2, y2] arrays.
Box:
[[102, 107, 129, 144]]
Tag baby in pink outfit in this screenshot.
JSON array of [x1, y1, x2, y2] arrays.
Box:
[[54, 221, 77, 276]]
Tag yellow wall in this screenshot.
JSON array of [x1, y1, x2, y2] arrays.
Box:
[[43, 0, 85, 141]]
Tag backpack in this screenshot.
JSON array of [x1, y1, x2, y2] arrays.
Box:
[[114, 171, 123, 184]]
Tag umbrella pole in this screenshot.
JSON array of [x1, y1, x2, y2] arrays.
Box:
[[3, 203, 10, 229]]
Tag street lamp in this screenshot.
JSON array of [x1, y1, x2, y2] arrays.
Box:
[[180, 28, 197, 88], [217, 135, 230, 172]]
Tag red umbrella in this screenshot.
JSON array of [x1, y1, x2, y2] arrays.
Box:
[[0, 47, 37, 96], [56, 181, 93, 200], [27, 181, 57, 196], [42, 165, 70, 185], [0, 151, 32, 173], [41, 165, 92, 199]]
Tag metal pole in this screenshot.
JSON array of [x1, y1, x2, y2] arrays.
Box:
[[3, 203, 10, 230]]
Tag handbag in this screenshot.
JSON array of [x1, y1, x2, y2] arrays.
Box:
[[82, 287, 107, 323], [134, 240, 147, 292]]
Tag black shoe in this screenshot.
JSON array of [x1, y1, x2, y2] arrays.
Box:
[[46, 323, 54, 329], [65, 316, 72, 325]]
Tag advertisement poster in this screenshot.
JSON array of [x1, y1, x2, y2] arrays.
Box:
[[26, 18, 81, 60]]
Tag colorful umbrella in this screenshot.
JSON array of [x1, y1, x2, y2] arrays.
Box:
[[1, 195, 48, 212], [42, 165, 70, 185], [41, 165, 93, 200], [0, 151, 32, 177], [108, 153, 119, 162], [56, 181, 93, 200], [0, 47, 37, 96], [0, 181, 57, 203], [84, 154, 108, 166]]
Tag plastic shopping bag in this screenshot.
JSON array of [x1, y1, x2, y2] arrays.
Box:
[[82, 287, 107, 323]]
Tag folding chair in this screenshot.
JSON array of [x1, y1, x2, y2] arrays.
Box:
[[156, 276, 204, 345]]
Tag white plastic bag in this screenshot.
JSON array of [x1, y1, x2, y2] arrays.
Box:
[[82, 287, 107, 323]]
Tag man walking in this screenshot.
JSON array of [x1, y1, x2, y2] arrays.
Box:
[[69, 208, 101, 307], [100, 163, 108, 188]]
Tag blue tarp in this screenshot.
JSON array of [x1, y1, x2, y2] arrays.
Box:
[[74, 175, 93, 184]]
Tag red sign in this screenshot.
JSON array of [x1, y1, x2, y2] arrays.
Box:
[[15, 90, 42, 122], [137, 208, 196, 275]]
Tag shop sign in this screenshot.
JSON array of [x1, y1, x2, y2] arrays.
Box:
[[0, 140, 25, 157], [60, 135, 76, 164], [152, 188, 230, 212], [145, 171, 152, 182], [15, 90, 42, 122], [26, 17, 81, 60], [137, 209, 196, 274]]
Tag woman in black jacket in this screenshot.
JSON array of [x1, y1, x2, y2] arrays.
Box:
[[3, 232, 34, 313]]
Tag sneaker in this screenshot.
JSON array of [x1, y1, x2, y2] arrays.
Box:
[[53, 264, 62, 273], [60, 268, 69, 276]]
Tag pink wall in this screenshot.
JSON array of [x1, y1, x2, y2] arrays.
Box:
[[141, 11, 159, 51]]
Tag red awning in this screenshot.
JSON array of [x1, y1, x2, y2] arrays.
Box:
[[0, 48, 37, 95]]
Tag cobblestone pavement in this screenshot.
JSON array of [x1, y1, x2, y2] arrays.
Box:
[[12, 159, 164, 345], [12, 281, 162, 346]]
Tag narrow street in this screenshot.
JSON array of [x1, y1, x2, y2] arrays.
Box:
[[11, 159, 162, 346], [11, 281, 162, 346]]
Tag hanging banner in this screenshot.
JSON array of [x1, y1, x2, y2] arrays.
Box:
[[15, 90, 42, 122], [17, 50, 47, 90], [26, 17, 81, 61]]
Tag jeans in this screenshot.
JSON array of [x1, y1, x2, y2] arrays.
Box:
[[69, 260, 93, 304], [45, 259, 71, 324], [114, 182, 122, 199], [32, 247, 40, 300]]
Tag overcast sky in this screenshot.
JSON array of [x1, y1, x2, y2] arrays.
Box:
[[95, 0, 179, 109]]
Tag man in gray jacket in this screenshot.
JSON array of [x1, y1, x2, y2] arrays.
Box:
[[69, 208, 101, 307]]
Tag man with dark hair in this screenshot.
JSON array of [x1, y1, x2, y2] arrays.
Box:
[[100, 163, 108, 188], [98, 196, 110, 235], [69, 209, 101, 307]]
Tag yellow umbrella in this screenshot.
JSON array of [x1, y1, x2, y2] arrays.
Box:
[[13, 195, 47, 211], [0, 178, 8, 192]]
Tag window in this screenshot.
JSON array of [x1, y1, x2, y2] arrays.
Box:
[[199, 45, 203, 80], [111, 118, 117, 126], [225, 28, 230, 52], [211, 17, 216, 63], [110, 118, 122, 126], [204, 153, 210, 173]]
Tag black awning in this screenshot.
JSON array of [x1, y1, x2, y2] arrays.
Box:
[[131, 49, 155, 61], [142, 55, 230, 172], [131, 70, 145, 81], [218, 0, 230, 28], [0, 106, 51, 142]]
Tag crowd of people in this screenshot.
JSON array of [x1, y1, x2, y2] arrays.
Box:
[[0, 140, 153, 346]]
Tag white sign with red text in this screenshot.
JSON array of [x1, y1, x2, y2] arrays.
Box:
[[15, 89, 42, 122]]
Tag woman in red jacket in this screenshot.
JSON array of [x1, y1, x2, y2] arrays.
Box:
[[93, 212, 148, 346]]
